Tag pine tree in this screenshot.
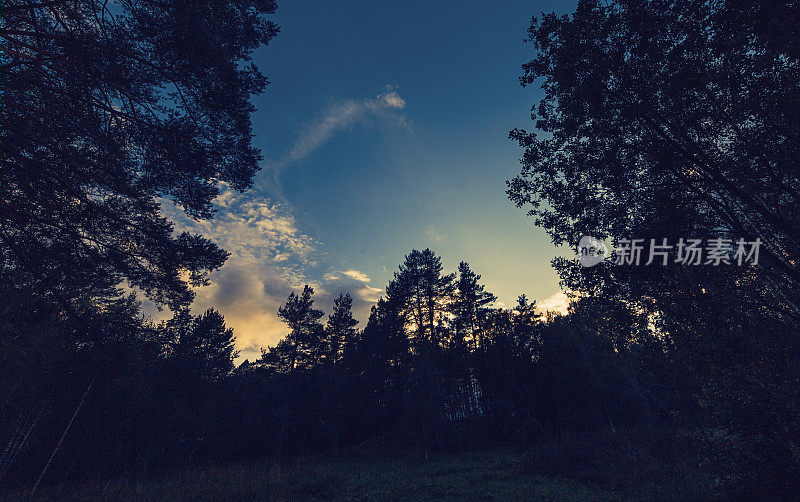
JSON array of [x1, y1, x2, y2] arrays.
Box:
[[511, 295, 542, 359], [358, 296, 409, 369], [164, 308, 238, 382], [387, 249, 455, 348], [275, 285, 325, 371], [324, 293, 359, 364], [452, 261, 497, 350], [3, 0, 279, 312]]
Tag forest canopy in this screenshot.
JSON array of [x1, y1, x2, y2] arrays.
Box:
[[1, 0, 799, 498]]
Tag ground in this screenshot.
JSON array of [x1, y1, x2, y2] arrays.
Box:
[[5, 448, 715, 501]]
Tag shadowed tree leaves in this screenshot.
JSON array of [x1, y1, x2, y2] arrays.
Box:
[[324, 293, 359, 364], [359, 296, 409, 370], [271, 285, 325, 371], [507, 0, 800, 489], [452, 261, 496, 350], [511, 295, 541, 358], [1, 0, 279, 311], [387, 249, 455, 348], [507, 0, 800, 309], [164, 309, 239, 383], [1, 1, 278, 484]]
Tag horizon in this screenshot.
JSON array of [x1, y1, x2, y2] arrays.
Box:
[[154, 0, 578, 360], [5, 0, 798, 496]]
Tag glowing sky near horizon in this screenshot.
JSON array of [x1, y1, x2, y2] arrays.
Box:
[[165, 0, 578, 361]]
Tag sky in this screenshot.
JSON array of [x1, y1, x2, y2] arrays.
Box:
[[164, 0, 578, 361]]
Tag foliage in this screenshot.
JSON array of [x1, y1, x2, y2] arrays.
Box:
[[2, 0, 278, 310], [3, 0, 798, 497], [507, 0, 800, 493]]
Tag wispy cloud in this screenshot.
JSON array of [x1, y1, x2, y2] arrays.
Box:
[[355, 285, 383, 303], [342, 269, 370, 282], [169, 193, 316, 266], [150, 87, 408, 361], [260, 86, 407, 199], [426, 225, 443, 243]]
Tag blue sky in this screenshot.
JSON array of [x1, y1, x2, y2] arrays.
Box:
[[169, 0, 577, 360]]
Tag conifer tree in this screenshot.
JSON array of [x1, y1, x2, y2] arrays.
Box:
[[3, 0, 279, 312], [324, 293, 359, 364], [452, 261, 497, 350], [511, 295, 542, 358], [275, 285, 325, 371], [387, 249, 455, 348]]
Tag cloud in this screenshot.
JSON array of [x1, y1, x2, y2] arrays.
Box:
[[377, 90, 406, 110], [178, 201, 316, 266], [192, 263, 299, 361], [158, 189, 318, 358], [355, 285, 383, 303], [342, 269, 370, 282], [535, 291, 572, 316], [426, 225, 442, 243], [260, 86, 407, 199], [157, 186, 384, 362], [151, 87, 408, 362]]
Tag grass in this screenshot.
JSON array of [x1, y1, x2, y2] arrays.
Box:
[[4, 449, 714, 501]]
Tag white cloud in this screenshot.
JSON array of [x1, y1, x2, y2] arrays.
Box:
[[536, 291, 572, 316], [376, 90, 406, 110], [260, 85, 407, 199], [356, 285, 383, 303], [342, 269, 370, 282], [158, 187, 384, 362], [192, 263, 299, 361]]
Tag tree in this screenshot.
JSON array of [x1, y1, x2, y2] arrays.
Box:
[[275, 285, 325, 371], [167, 309, 239, 382], [357, 296, 409, 370], [387, 249, 455, 348], [2, 0, 279, 312], [507, 0, 800, 313], [510, 295, 541, 355], [451, 261, 496, 350], [324, 293, 359, 364], [2, 3, 279, 484], [507, 0, 800, 491]]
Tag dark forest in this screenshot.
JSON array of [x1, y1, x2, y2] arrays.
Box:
[[2, 0, 799, 499]]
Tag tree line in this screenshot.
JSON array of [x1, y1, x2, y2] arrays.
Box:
[[2, 0, 799, 497], [1, 247, 674, 489]]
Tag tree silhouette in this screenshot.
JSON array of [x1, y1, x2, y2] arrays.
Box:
[[324, 293, 359, 364], [507, 0, 800, 492], [387, 249, 455, 348], [511, 295, 541, 358], [274, 285, 325, 371], [452, 261, 496, 350], [507, 0, 800, 309], [2, 0, 279, 311], [166, 309, 239, 382]]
